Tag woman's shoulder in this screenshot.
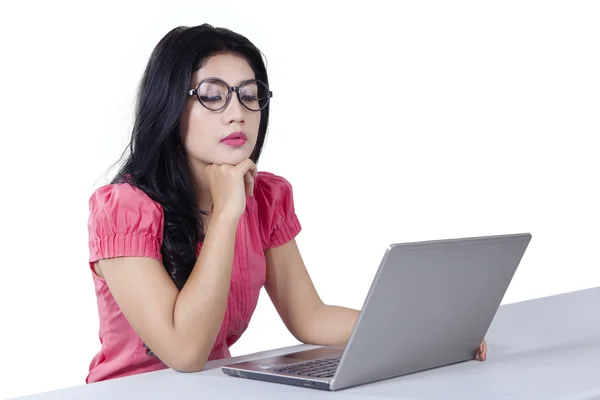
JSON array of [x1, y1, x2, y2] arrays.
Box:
[[252, 171, 301, 249], [88, 182, 164, 262], [254, 171, 295, 201], [89, 181, 163, 214], [88, 182, 164, 232]]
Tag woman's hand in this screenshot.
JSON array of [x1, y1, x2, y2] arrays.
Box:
[[205, 158, 257, 220], [476, 338, 487, 361]]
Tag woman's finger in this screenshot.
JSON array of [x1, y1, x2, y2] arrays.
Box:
[[479, 340, 487, 361]]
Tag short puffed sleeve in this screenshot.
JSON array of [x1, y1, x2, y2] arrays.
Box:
[[254, 171, 302, 250], [88, 183, 164, 263]]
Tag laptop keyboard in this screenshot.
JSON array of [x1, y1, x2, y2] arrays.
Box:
[[272, 355, 341, 378]]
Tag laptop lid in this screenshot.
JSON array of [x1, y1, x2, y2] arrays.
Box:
[[330, 233, 531, 390]]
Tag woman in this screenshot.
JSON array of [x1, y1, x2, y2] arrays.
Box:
[[86, 23, 487, 383]]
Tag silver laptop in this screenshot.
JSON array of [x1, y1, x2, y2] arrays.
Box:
[[222, 233, 532, 391]]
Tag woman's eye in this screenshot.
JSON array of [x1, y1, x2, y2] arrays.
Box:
[[200, 96, 222, 102]]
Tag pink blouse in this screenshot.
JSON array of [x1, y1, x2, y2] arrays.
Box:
[[85, 171, 302, 383]]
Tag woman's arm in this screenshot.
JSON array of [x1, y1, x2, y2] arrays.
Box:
[[97, 211, 239, 372]]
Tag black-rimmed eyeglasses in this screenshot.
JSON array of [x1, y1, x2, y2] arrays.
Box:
[[188, 77, 273, 112]]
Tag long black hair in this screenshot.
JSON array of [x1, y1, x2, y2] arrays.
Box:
[[112, 24, 270, 290]]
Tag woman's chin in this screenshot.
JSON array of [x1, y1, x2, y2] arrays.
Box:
[[213, 151, 253, 166], [189, 146, 254, 167]]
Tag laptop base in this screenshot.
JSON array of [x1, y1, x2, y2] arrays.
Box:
[[222, 366, 332, 391]]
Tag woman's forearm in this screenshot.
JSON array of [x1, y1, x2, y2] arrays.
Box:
[[172, 213, 239, 368], [301, 304, 360, 346]]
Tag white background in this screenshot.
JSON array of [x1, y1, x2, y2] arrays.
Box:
[[1, 0, 599, 398]]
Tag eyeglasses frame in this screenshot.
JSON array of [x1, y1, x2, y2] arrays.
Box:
[[188, 77, 273, 112]]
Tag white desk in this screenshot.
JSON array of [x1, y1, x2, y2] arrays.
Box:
[[11, 287, 600, 399]]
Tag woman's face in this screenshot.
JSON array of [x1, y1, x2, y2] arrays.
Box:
[[180, 53, 262, 170]]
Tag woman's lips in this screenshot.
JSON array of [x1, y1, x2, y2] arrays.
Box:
[[221, 131, 247, 148]]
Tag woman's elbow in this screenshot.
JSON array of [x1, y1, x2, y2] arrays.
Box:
[[169, 355, 207, 373], [160, 346, 209, 373]]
